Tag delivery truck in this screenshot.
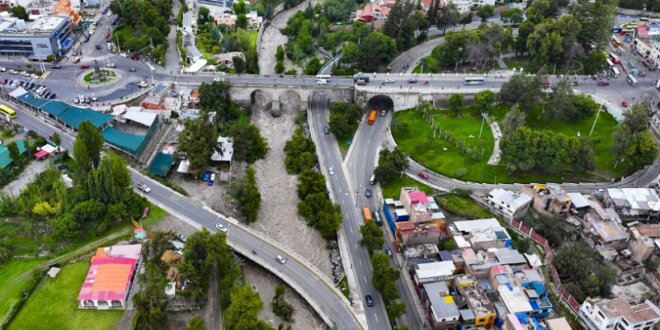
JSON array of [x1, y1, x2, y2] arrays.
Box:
[[368, 110, 377, 125]]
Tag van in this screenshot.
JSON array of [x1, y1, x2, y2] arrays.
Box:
[[316, 79, 327, 85], [627, 74, 638, 86], [373, 210, 382, 226], [369, 174, 375, 185]]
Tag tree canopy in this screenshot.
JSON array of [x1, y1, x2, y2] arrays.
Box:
[[360, 220, 384, 253], [175, 115, 217, 177], [229, 123, 269, 164], [374, 148, 409, 184]]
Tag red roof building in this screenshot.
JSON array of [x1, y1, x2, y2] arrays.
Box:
[[77, 244, 142, 310], [355, 0, 392, 22]]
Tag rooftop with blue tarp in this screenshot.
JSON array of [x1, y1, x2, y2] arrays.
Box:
[[103, 127, 147, 156], [40, 101, 70, 117], [17, 93, 50, 108], [148, 152, 174, 177], [59, 106, 113, 129]]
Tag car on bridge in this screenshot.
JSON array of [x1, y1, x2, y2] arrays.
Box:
[[276, 255, 287, 264], [408, 78, 417, 84], [418, 170, 430, 179], [385, 78, 394, 84]]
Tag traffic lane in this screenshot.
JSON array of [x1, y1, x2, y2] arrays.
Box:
[[310, 96, 390, 329], [134, 171, 361, 329]]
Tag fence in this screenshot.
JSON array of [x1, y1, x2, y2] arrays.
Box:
[[509, 218, 582, 313]]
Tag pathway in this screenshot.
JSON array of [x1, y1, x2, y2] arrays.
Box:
[[486, 117, 502, 165], [2, 160, 49, 197]]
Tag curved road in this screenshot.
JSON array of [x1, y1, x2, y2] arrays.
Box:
[[9, 101, 363, 330]]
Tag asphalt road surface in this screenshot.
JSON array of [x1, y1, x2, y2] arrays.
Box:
[[309, 92, 390, 330], [9, 100, 362, 330]]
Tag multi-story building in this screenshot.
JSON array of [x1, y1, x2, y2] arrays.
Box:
[[579, 298, 660, 330], [633, 23, 660, 70], [399, 187, 445, 225], [414, 261, 456, 285], [454, 275, 497, 328], [421, 281, 461, 330], [453, 218, 511, 250], [487, 188, 532, 219], [0, 16, 73, 59], [447, 0, 496, 14], [522, 184, 572, 215], [604, 188, 660, 219]]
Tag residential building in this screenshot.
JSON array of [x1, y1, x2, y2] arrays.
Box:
[[455, 275, 497, 328], [488, 265, 514, 290], [579, 298, 660, 330], [632, 23, 660, 70], [504, 313, 526, 330], [399, 187, 446, 225], [211, 136, 233, 162], [0, 16, 73, 59], [522, 184, 572, 214], [447, 0, 497, 13], [396, 221, 446, 247], [354, 0, 391, 22], [0, 140, 27, 168], [545, 317, 572, 330], [414, 261, 456, 285], [604, 188, 660, 218], [494, 248, 527, 269], [213, 9, 262, 30], [487, 188, 532, 219], [453, 218, 511, 250], [421, 281, 461, 330], [628, 228, 656, 263], [582, 213, 629, 248], [77, 244, 142, 309], [141, 96, 165, 110], [567, 192, 591, 212]]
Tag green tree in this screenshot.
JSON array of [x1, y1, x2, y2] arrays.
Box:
[[474, 90, 496, 114], [447, 93, 464, 117], [284, 128, 317, 174], [360, 220, 384, 253], [373, 148, 409, 184], [175, 115, 217, 177], [341, 42, 359, 67], [387, 299, 407, 323], [198, 81, 241, 129], [11, 5, 27, 20], [477, 5, 494, 22], [371, 252, 400, 302], [624, 103, 651, 134], [357, 32, 397, 72], [51, 132, 62, 152], [234, 167, 261, 223], [187, 316, 205, 330], [198, 6, 210, 24], [545, 78, 574, 121], [296, 169, 328, 200], [7, 142, 21, 167], [229, 123, 268, 163], [304, 57, 322, 75], [500, 8, 524, 24], [275, 60, 285, 73], [233, 0, 248, 30], [73, 121, 104, 175], [498, 73, 544, 112], [625, 130, 658, 169], [276, 45, 284, 62], [272, 285, 295, 322], [224, 284, 273, 330], [328, 102, 363, 140], [233, 56, 246, 73], [430, 29, 470, 69], [383, 0, 417, 50], [437, 3, 461, 33]]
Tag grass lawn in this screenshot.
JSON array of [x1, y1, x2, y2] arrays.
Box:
[[0, 221, 42, 257], [435, 194, 496, 220], [381, 175, 434, 199], [8, 261, 123, 330], [337, 275, 350, 299], [392, 105, 623, 183], [0, 259, 45, 324]]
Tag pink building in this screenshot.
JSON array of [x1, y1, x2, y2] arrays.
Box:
[[355, 0, 392, 22]]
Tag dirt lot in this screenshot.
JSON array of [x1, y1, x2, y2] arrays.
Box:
[[170, 171, 244, 221], [243, 262, 325, 330], [250, 107, 333, 277]]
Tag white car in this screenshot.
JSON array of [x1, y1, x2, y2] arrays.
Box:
[[0, 67, 5, 72], [317, 79, 327, 85], [276, 255, 287, 264], [136, 182, 151, 193], [9, 69, 17, 75], [120, 52, 128, 58], [385, 78, 394, 83], [215, 223, 228, 233], [106, 63, 116, 68], [138, 81, 148, 88], [328, 166, 334, 175], [213, 77, 223, 82], [20, 71, 29, 77]]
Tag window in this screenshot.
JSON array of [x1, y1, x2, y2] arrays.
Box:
[[616, 323, 625, 330], [621, 319, 629, 327], [598, 311, 605, 319]]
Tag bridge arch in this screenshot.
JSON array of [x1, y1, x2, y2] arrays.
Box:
[[277, 90, 302, 116], [250, 89, 273, 114], [366, 94, 394, 112]]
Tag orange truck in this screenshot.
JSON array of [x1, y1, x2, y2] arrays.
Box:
[[368, 110, 377, 125], [362, 207, 372, 222]]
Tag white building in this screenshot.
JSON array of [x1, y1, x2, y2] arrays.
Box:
[[579, 297, 660, 330], [447, 0, 496, 13], [453, 218, 511, 250], [414, 260, 456, 284], [487, 188, 532, 219]]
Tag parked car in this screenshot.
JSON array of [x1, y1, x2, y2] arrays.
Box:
[[208, 173, 216, 186], [120, 52, 128, 58], [9, 69, 17, 74], [215, 223, 228, 233], [276, 255, 287, 264], [81, 64, 89, 69], [418, 170, 430, 179], [136, 182, 151, 193], [128, 67, 136, 72], [138, 81, 148, 88], [48, 93, 56, 99], [201, 171, 211, 182], [596, 81, 609, 86], [384, 247, 393, 257], [106, 63, 116, 68], [365, 295, 374, 307]]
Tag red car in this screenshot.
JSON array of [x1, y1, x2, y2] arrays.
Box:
[[81, 64, 89, 69], [596, 81, 609, 86], [621, 101, 629, 108], [418, 170, 429, 179], [542, 79, 550, 87]]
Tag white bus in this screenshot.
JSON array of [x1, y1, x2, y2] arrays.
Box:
[[315, 74, 332, 81], [464, 77, 485, 85], [627, 74, 638, 86]]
